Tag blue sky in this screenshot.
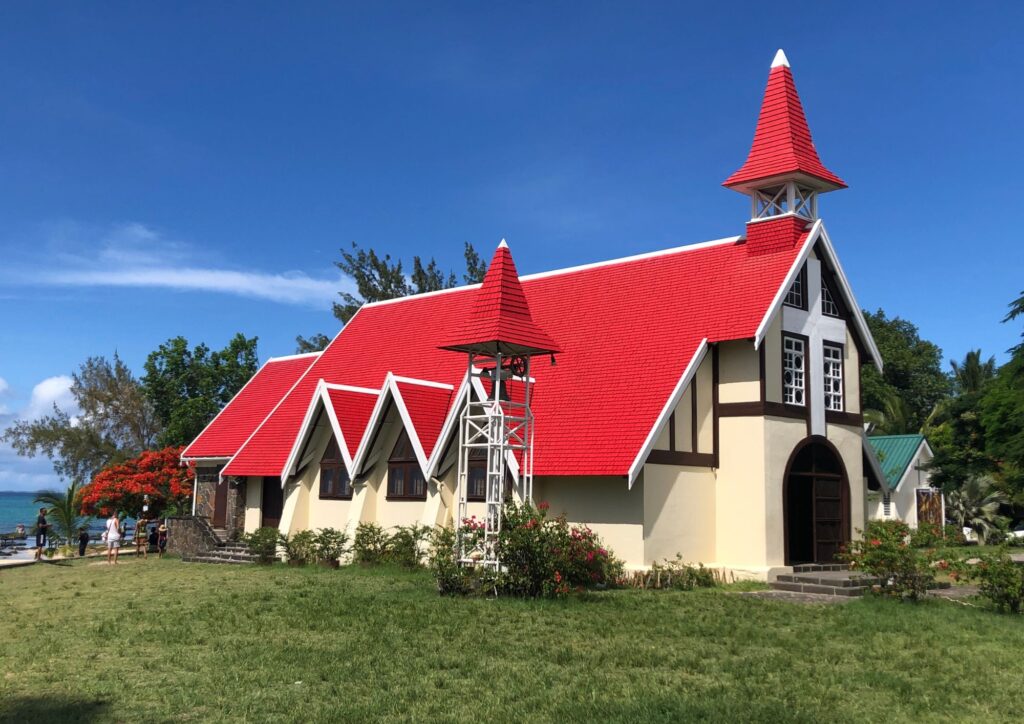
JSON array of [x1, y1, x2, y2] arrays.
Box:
[[1, 2, 1022, 490]]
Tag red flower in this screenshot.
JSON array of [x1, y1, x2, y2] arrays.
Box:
[[870, 538, 881, 547], [537, 501, 550, 511]]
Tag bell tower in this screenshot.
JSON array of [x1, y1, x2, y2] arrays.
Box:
[[724, 50, 845, 236]]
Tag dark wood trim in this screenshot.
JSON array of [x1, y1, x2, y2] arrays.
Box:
[[668, 412, 676, 452], [647, 450, 717, 468], [385, 494, 428, 501], [825, 411, 864, 427], [717, 400, 814, 421], [712, 344, 720, 467], [782, 435, 851, 566]]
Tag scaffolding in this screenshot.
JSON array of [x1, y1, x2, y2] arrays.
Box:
[[455, 352, 534, 569]]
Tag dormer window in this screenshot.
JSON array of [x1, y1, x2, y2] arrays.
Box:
[[387, 430, 426, 500], [319, 438, 352, 500], [784, 266, 807, 309]]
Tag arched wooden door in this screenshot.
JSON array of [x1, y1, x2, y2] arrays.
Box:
[[784, 438, 850, 565]]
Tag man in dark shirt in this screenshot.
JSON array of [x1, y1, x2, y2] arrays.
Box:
[[35, 508, 48, 560]]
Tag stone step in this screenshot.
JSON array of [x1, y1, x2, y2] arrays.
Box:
[[776, 572, 881, 588], [217, 544, 251, 553], [770, 581, 869, 597], [183, 555, 253, 565], [792, 563, 850, 573]]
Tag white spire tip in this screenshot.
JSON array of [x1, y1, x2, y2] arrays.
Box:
[[771, 49, 790, 69], [498, 239, 509, 248]]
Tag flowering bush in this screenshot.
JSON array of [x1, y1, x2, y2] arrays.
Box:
[[910, 521, 945, 549], [840, 520, 937, 601], [496, 501, 622, 598], [644, 555, 718, 590], [960, 549, 1024, 614], [79, 446, 193, 518], [430, 526, 497, 595]]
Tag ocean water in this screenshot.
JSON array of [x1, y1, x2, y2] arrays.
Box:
[[0, 491, 130, 546]]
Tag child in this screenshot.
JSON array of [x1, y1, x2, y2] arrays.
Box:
[[157, 524, 168, 558]]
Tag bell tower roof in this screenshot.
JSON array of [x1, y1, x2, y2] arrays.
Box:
[[724, 49, 846, 193]]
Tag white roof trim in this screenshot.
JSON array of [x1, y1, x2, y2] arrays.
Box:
[[772, 49, 790, 69], [359, 235, 742, 310], [391, 375, 455, 391], [862, 436, 888, 492], [752, 220, 883, 372], [893, 438, 934, 493], [627, 338, 709, 488], [266, 351, 323, 363], [182, 352, 320, 462], [322, 382, 381, 395]]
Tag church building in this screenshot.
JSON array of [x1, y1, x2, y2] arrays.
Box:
[[182, 50, 882, 579]]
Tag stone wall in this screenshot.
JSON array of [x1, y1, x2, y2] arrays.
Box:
[[166, 516, 219, 558], [225, 479, 246, 538], [193, 467, 221, 520]]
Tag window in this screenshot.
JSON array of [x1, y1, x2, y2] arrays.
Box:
[[823, 343, 844, 411], [319, 438, 352, 499], [387, 430, 426, 499], [783, 336, 806, 406], [821, 278, 840, 317], [882, 493, 892, 517], [467, 448, 487, 502], [784, 273, 803, 308]]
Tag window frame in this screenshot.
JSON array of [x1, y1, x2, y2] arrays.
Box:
[[823, 342, 845, 413], [466, 448, 487, 502], [783, 265, 808, 310], [782, 333, 808, 408], [318, 438, 353, 500], [387, 430, 427, 501]]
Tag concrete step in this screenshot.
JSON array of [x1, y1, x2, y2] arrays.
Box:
[[776, 572, 881, 588], [770, 581, 869, 597], [183, 555, 253, 565], [792, 563, 850, 573]]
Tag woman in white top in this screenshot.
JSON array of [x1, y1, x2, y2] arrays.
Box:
[[105, 513, 122, 565]]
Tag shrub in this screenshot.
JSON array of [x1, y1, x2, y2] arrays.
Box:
[[385, 525, 430, 568], [840, 520, 937, 601], [314, 528, 350, 564], [430, 526, 496, 595], [244, 527, 281, 564], [645, 556, 718, 590], [943, 524, 967, 546], [965, 549, 1024, 613], [279, 530, 317, 565], [910, 522, 944, 549], [353, 522, 389, 564]]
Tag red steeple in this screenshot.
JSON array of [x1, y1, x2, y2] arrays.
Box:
[[724, 49, 845, 193], [439, 241, 560, 357]]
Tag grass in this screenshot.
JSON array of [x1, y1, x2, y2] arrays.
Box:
[[1, 558, 1022, 723]]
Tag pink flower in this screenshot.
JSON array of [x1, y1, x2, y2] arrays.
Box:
[[537, 501, 550, 511]]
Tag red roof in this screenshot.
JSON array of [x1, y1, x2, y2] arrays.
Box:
[[724, 52, 845, 191], [393, 379, 455, 463], [220, 235, 808, 479], [325, 386, 379, 463], [440, 241, 559, 356], [181, 353, 319, 460]]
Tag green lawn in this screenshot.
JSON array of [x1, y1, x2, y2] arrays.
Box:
[[1, 558, 1021, 723]]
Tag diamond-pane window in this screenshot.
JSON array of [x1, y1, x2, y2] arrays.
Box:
[[823, 343, 844, 412], [783, 336, 805, 406]]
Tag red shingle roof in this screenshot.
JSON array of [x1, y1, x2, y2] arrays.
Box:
[[393, 380, 455, 464], [325, 386, 379, 463], [723, 54, 845, 191], [439, 241, 559, 356], [181, 353, 319, 460], [220, 235, 807, 479]]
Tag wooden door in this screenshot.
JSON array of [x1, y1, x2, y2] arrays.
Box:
[[916, 489, 943, 527], [212, 478, 229, 527], [813, 476, 845, 564], [261, 477, 284, 529]]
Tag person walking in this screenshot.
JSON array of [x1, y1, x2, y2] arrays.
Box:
[[34, 507, 49, 561], [134, 517, 149, 560], [78, 527, 90, 557], [104, 512, 122, 565], [157, 524, 168, 558]]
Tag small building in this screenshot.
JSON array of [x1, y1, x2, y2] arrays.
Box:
[[183, 50, 886, 579], [865, 434, 943, 529]]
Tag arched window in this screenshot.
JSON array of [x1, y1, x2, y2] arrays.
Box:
[[388, 430, 426, 500], [319, 437, 352, 500]]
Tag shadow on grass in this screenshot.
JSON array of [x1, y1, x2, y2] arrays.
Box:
[[1, 695, 110, 723]]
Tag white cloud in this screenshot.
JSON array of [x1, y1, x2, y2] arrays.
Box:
[[0, 376, 8, 414], [22, 375, 78, 421], [6, 221, 351, 309]]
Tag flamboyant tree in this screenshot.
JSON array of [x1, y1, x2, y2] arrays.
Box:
[[80, 446, 193, 518]]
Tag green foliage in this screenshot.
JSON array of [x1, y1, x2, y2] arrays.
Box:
[[944, 475, 1010, 544], [462, 241, 487, 284], [1004, 288, 1024, 358], [313, 528, 351, 563], [142, 334, 259, 447], [645, 556, 718, 590], [243, 527, 281, 564], [963, 549, 1024, 614], [950, 349, 996, 396], [429, 526, 496, 595], [33, 482, 90, 545], [841, 520, 937, 601], [909, 521, 945, 549], [279, 530, 317, 565], [294, 332, 331, 354], [2, 355, 160, 485], [385, 525, 431, 568], [352, 522, 389, 564], [861, 309, 949, 434]]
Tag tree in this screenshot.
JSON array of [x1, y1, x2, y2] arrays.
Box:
[[945, 475, 1010, 544], [79, 446, 194, 518], [950, 349, 996, 396], [34, 482, 90, 546], [2, 355, 160, 485], [864, 390, 915, 435], [295, 241, 489, 352], [979, 354, 1024, 506], [862, 309, 949, 434], [142, 334, 259, 447], [1005, 289, 1024, 357]]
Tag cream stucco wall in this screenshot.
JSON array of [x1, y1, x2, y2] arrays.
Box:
[[717, 339, 760, 404], [642, 464, 717, 565], [244, 478, 262, 533], [764, 313, 783, 404], [716, 415, 770, 573], [843, 328, 861, 414]]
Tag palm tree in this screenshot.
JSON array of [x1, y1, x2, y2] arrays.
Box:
[[950, 349, 996, 396], [865, 392, 915, 435], [34, 482, 91, 548], [945, 475, 1010, 544]]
